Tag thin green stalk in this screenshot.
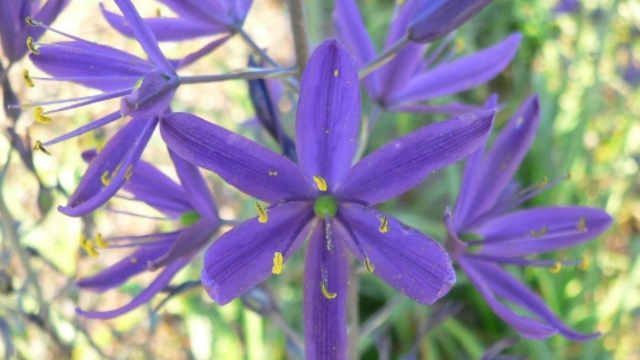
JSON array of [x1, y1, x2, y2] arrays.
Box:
[[286, 0, 310, 77], [358, 35, 410, 79], [354, 105, 383, 161], [178, 68, 297, 85]]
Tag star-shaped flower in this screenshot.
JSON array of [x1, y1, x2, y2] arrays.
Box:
[[444, 95, 612, 341], [160, 40, 495, 359]]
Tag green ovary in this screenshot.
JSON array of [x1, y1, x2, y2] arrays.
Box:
[[314, 195, 338, 217]]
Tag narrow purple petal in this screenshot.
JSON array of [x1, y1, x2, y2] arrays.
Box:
[[0, 1, 22, 61], [157, 0, 233, 27], [169, 149, 218, 217], [295, 40, 361, 189], [475, 207, 612, 257], [201, 203, 314, 305], [339, 205, 455, 304], [408, 0, 495, 43], [76, 241, 173, 293], [160, 112, 313, 203], [336, 110, 494, 204], [77, 258, 187, 319], [120, 69, 178, 119], [459, 258, 558, 339], [389, 34, 522, 106], [59, 117, 158, 217], [451, 145, 485, 231], [304, 222, 349, 360], [173, 35, 230, 69]]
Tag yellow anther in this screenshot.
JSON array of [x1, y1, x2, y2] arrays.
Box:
[[364, 257, 375, 273], [576, 216, 587, 233], [34, 106, 52, 124], [130, 257, 138, 264], [397, 0, 406, 5], [320, 281, 337, 300], [255, 203, 268, 223], [96, 139, 105, 153], [530, 226, 548, 237], [455, 39, 465, 52], [79, 233, 88, 247], [379, 216, 389, 233], [535, 176, 549, 189], [95, 233, 108, 249], [25, 17, 37, 25], [33, 140, 50, 155], [548, 262, 562, 273], [26, 36, 39, 55], [155, 8, 162, 17], [133, 78, 144, 90], [83, 240, 99, 258], [101, 170, 111, 186], [124, 165, 134, 180], [272, 252, 284, 274], [333, 69, 339, 77], [23, 70, 34, 88], [313, 176, 328, 192], [577, 257, 589, 270]]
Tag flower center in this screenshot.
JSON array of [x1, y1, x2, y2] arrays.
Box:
[[314, 195, 337, 217]]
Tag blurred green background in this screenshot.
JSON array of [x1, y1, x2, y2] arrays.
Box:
[[0, 0, 638, 359]]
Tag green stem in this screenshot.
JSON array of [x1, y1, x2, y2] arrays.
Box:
[[178, 68, 297, 85], [286, 0, 310, 78], [354, 104, 383, 161], [358, 35, 411, 80]]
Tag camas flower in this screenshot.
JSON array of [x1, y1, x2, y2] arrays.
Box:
[[444, 95, 612, 340], [334, 0, 520, 114], [160, 40, 495, 359], [76, 149, 221, 319]]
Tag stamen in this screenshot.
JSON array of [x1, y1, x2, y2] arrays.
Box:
[[364, 257, 375, 273], [379, 216, 389, 233], [79, 234, 88, 247], [25, 17, 38, 26], [313, 176, 328, 192], [530, 226, 548, 237], [333, 69, 339, 77], [23, 70, 34, 88], [95, 233, 108, 249], [101, 170, 111, 186], [320, 280, 337, 300], [255, 203, 268, 223], [535, 176, 549, 189], [577, 256, 589, 270], [272, 252, 284, 274], [33, 140, 50, 155], [26, 37, 39, 54], [81, 239, 99, 258], [155, 8, 162, 17], [124, 165, 134, 180], [576, 216, 587, 233], [34, 106, 52, 124], [548, 261, 562, 273]]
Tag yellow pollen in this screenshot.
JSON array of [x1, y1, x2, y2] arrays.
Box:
[[25, 17, 38, 26], [133, 78, 144, 90], [23, 70, 34, 87], [313, 176, 328, 192], [26, 36, 39, 54], [96, 139, 105, 153], [95, 233, 108, 249], [155, 8, 162, 17], [34, 106, 52, 124], [530, 226, 548, 237], [255, 203, 268, 223], [320, 281, 337, 300], [79, 234, 88, 247], [535, 176, 549, 189], [576, 216, 587, 233], [33, 140, 50, 155], [397, 0, 406, 5], [130, 257, 138, 264], [364, 257, 375, 273], [577, 256, 589, 270], [83, 240, 99, 258], [379, 216, 389, 233], [272, 252, 284, 274], [101, 170, 111, 186], [333, 69, 339, 77], [548, 262, 562, 273], [124, 165, 134, 180], [268, 170, 278, 176]]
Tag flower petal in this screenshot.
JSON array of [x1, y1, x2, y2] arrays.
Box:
[[160, 112, 313, 203], [389, 34, 522, 106], [336, 110, 494, 204], [295, 40, 361, 189], [121, 69, 178, 118], [169, 149, 218, 217], [59, 117, 158, 217], [338, 205, 455, 304], [156, 0, 233, 27], [459, 258, 558, 339], [76, 258, 187, 319], [201, 203, 314, 305], [303, 221, 349, 360], [388, 101, 483, 115], [475, 206, 612, 257]]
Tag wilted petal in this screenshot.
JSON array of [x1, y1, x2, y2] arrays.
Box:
[[336, 110, 494, 204], [169, 149, 218, 217], [77, 258, 187, 319], [295, 40, 361, 188], [475, 207, 612, 257], [160, 112, 314, 203], [408, 0, 496, 43], [59, 117, 158, 217], [460, 258, 558, 339], [339, 205, 455, 304], [121, 69, 177, 118], [304, 222, 349, 360], [201, 203, 314, 305], [389, 34, 522, 106]]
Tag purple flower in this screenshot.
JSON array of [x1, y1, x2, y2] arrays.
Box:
[[0, 0, 70, 62], [101, 0, 252, 41], [334, 0, 521, 115], [553, 0, 580, 15], [160, 40, 495, 359], [444, 95, 612, 341], [76, 149, 220, 319]]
